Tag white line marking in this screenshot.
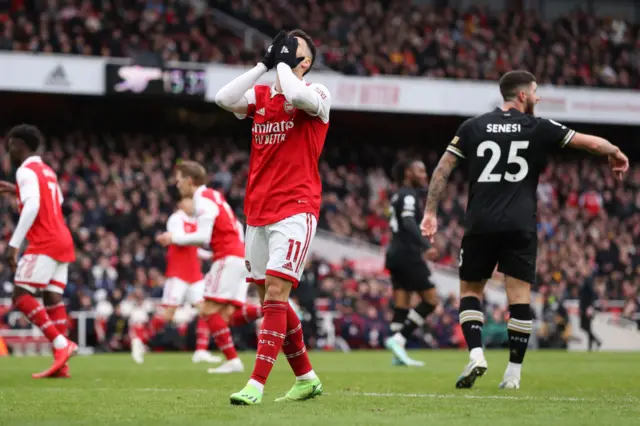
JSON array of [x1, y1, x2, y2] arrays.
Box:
[[340, 392, 589, 402]]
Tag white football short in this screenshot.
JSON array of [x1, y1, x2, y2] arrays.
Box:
[[14, 254, 69, 294], [203, 255, 248, 307], [161, 278, 204, 307], [245, 212, 317, 287]]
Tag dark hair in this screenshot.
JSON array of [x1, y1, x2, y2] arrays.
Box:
[[499, 70, 536, 101], [7, 124, 43, 152], [393, 158, 420, 184], [175, 160, 206, 186], [288, 29, 316, 76]]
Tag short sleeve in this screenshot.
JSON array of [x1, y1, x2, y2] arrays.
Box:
[[234, 88, 257, 120], [400, 194, 416, 217], [537, 118, 576, 149], [446, 118, 473, 160]]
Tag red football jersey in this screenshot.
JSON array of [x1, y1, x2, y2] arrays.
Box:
[[242, 83, 330, 226], [15, 157, 75, 262], [165, 210, 203, 283], [194, 187, 244, 260]]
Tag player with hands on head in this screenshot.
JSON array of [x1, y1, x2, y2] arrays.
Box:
[[420, 70, 629, 391], [215, 29, 330, 405]]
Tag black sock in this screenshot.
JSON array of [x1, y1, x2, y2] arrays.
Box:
[[400, 302, 435, 340], [459, 296, 484, 351], [390, 308, 409, 333], [507, 304, 533, 364]]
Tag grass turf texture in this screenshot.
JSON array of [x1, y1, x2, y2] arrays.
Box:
[[1, 351, 639, 425]]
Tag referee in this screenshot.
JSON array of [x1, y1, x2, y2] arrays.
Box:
[[384, 159, 440, 367], [579, 276, 602, 351]]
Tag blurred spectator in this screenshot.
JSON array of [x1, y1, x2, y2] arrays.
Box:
[[1, 2, 639, 87]]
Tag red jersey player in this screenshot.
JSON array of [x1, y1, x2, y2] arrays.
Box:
[[131, 197, 222, 365], [157, 161, 261, 374], [0, 124, 77, 378], [215, 29, 330, 404]]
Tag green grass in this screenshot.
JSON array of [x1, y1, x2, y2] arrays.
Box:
[[1, 351, 639, 425]]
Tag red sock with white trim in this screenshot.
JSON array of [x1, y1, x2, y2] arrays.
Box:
[[130, 322, 149, 344], [248, 300, 287, 392], [195, 317, 210, 351], [206, 313, 238, 360], [283, 303, 316, 379], [229, 304, 263, 327], [45, 301, 68, 337], [15, 294, 67, 349]]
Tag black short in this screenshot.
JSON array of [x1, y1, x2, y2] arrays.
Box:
[[387, 261, 435, 292], [459, 230, 537, 284]]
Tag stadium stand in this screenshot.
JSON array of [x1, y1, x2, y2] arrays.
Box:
[[1, 2, 639, 86]]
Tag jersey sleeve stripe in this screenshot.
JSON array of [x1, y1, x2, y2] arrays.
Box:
[[401, 211, 414, 217], [446, 145, 466, 159], [560, 129, 576, 148]]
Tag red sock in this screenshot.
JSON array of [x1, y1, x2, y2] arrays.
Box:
[[206, 313, 238, 360], [130, 323, 149, 344], [250, 300, 287, 385], [196, 317, 210, 351], [283, 304, 313, 377], [15, 294, 61, 343], [45, 301, 68, 336], [230, 304, 263, 327]]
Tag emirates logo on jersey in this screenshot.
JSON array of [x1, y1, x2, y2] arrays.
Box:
[[252, 120, 295, 145], [284, 101, 294, 114]]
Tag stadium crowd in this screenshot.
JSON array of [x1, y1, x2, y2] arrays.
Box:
[[2, 1, 639, 87], [0, 131, 638, 350]]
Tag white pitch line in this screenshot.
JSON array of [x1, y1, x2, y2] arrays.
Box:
[[340, 391, 589, 402]]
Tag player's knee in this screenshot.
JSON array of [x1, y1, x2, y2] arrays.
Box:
[[42, 291, 62, 306], [199, 300, 222, 316], [505, 276, 531, 304], [163, 306, 177, 321], [460, 280, 486, 299], [421, 288, 439, 306], [12, 285, 32, 303], [219, 305, 235, 322], [264, 276, 291, 302]]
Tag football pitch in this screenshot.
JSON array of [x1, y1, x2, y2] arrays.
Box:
[[1, 351, 639, 425]]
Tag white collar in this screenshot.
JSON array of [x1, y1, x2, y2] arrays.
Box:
[[194, 185, 207, 196], [21, 156, 42, 167]]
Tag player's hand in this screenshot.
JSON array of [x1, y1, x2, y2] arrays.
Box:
[[5, 246, 18, 273], [424, 247, 439, 261], [608, 149, 629, 181], [275, 35, 299, 69], [0, 180, 15, 195], [155, 232, 173, 247], [420, 212, 438, 243], [260, 30, 286, 70]]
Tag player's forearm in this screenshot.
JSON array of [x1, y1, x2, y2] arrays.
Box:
[[424, 152, 458, 215], [276, 63, 319, 112], [214, 63, 267, 110], [402, 217, 431, 250], [172, 230, 211, 247], [197, 248, 213, 260], [569, 133, 619, 156], [9, 197, 39, 248]]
